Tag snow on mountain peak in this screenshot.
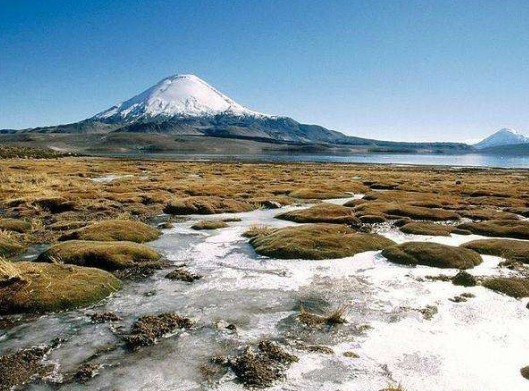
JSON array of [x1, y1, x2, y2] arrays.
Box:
[[474, 128, 529, 149], [92, 74, 270, 121]]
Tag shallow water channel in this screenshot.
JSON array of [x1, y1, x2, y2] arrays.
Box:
[[1, 197, 528, 390]]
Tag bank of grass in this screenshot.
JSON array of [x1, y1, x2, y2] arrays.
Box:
[[0, 218, 32, 233], [399, 222, 470, 236], [36, 240, 162, 271], [276, 203, 359, 225], [191, 220, 228, 230], [457, 220, 529, 240], [382, 242, 482, 269], [482, 277, 529, 298], [0, 231, 24, 257], [462, 239, 529, 264], [0, 259, 122, 314], [164, 196, 255, 215], [249, 223, 395, 260], [60, 219, 161, 243]]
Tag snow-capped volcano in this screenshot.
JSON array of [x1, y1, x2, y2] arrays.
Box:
[[474, 128, 529, 149], [92, 74, 269, 122]]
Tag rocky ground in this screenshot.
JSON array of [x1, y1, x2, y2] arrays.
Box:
[[1, 153, 529, 390]]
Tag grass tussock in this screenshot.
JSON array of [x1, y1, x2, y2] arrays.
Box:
[[191, 220, 228, 230], [36, 240, 162, 271], [243, 224, 273, 238], [60, 219, 161, 243], [462, 239, 529, 264], [0, 260, 122, 314], [276, 203, 360, 225], [163, 196, 255, 215], [458, 220, 529, 240], [0, 230, 24, 257], [249, 223, 395, 260], [382, 242, 482, 269], [482, 277, 529, 298], [298, 303, 348, 328]]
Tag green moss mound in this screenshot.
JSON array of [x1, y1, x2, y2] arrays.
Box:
[[382, 242, 482, 269], [0, 260, 122, 314], [276, 203, 359, 225], [482, 277, 529, 298], [36, 240, 162, 271], [462, 239, 529, 264], [60, 220, 161, 243], [249, 223, 395, 260], [191, 220, 228, 230], [458, 220, 529, 240], [163, 196, 254, 215], [0, 218, 31, 233], [399, 222, 458, 237]]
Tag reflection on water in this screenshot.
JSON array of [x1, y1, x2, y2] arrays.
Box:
[[93, 152, 529, 168]]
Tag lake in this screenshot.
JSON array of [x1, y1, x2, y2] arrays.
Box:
[[95, 152, 529, 168]]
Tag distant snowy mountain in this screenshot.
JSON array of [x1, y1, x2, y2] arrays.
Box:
[[92, 74, 270, 122], [474, 128, 529, 150], [1, 73, 472, 153]]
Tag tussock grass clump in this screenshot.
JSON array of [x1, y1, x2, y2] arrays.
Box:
[[163, 196, 254, 215], [382, 242, 482, 269], [243, 224, 273, 238], [458, 220, 529, 240], [36, 240, 162, 271], [60, 219, 161, 243], [289, 188, 350, 200], [249, 223, 395, 260], [0, 231, 24, 257], [482, 277, 529, 298], [0, 260, 121, 314], [0, 218, 31, 233], [191, 220, 228, 230], [462, 239, 529, 264], [399, 222, 469, 237], [354, 202, 460, 221], [298, 303, 348, 328], [276, 203, 360, 225], [458, 208, 519, 221]]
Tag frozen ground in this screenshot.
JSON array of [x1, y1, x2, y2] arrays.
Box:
[[1, 197, 528, 390]]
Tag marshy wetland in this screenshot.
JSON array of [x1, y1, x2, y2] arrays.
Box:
[[1, 156, 529, 390]]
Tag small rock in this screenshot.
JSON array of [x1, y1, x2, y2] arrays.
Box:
[[343, 351, 359, 358], [521, 366, 529, 380]]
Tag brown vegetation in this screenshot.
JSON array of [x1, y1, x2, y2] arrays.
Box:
[[0, 259, 121, 314], [36, 240, 162, 271], [249, 224, 395, 260], [382, 242, 482, 269]]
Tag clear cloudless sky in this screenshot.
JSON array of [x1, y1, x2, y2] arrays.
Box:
[[1, 0, 529, 142]]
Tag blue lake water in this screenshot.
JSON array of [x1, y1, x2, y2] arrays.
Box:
[[96, 152, 529, 168]]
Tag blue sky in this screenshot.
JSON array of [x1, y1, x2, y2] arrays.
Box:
[[1, 0, 529, 142]]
